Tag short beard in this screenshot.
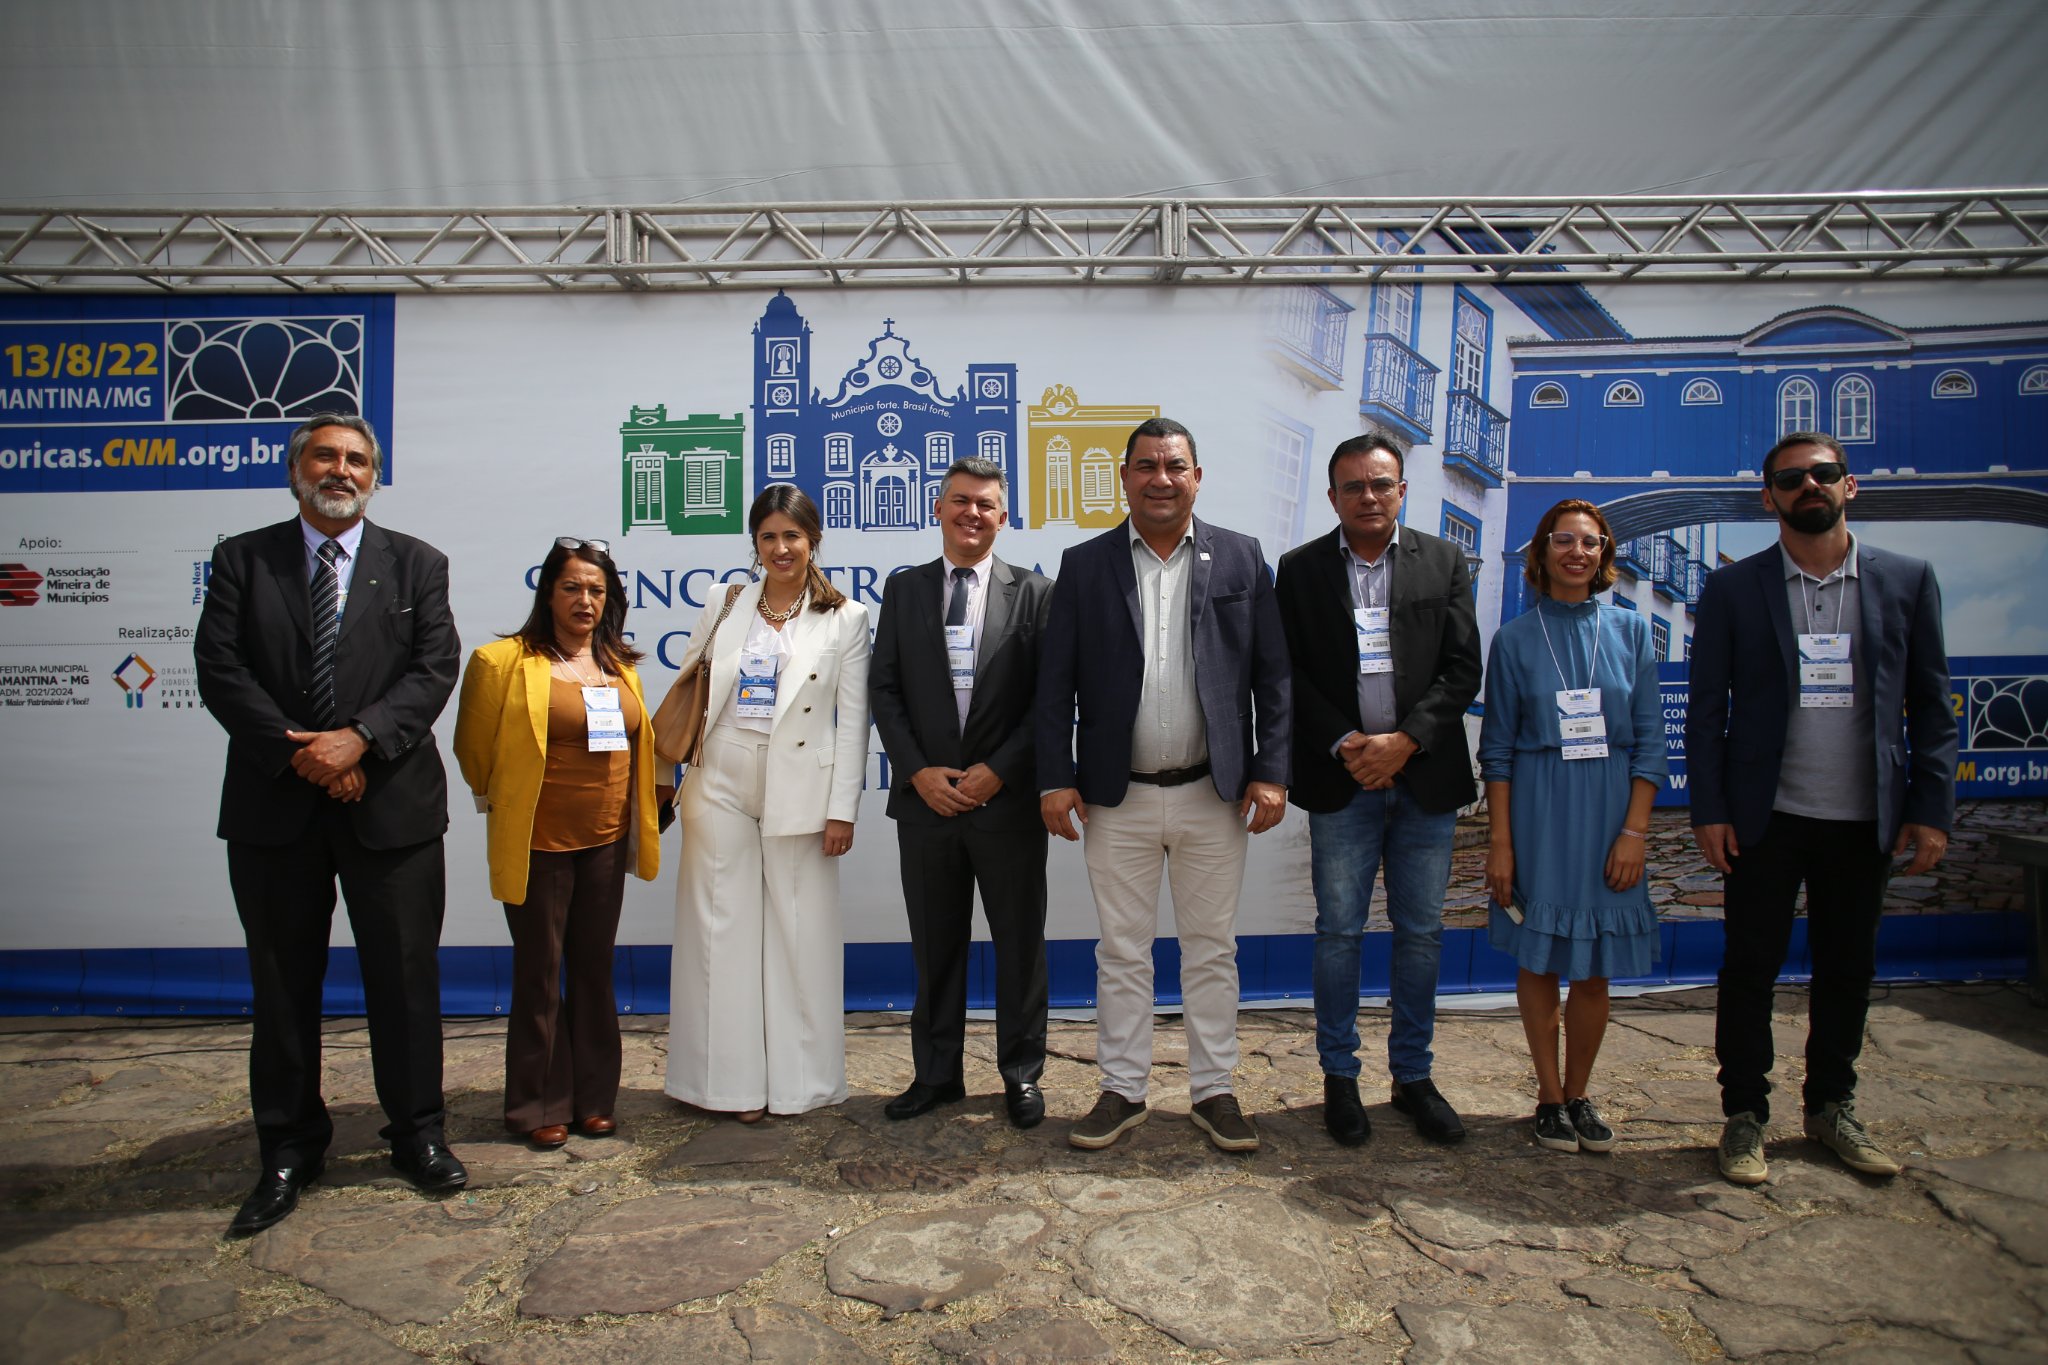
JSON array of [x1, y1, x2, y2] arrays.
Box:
[[293, 476, 374, 522], [1778, 497, 1843, 535]]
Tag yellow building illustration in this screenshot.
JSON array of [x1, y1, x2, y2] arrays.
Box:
[[1024, 385, 1159, 529]]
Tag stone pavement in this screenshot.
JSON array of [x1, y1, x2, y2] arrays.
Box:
[[3, 985, 2045, 1363]]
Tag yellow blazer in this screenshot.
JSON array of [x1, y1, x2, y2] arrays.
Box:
[[452, 636, 659, 904]]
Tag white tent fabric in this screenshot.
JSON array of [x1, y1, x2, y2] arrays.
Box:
[[3, 1, 2045, 209]]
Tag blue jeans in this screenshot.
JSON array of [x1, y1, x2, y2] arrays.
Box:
[[1309, 784, 1458, 1083]]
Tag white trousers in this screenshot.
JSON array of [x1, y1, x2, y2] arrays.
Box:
[[1082, 781, 1248, 1103], [665, 727, 846, 1114]]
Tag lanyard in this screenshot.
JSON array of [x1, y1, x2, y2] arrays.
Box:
[[1535, 603, 1603, 694], [1797, 565, 1848, 636]]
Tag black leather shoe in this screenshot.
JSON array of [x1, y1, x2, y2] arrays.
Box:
[[1392, 1077, 1467, 1144], [227, 1160, 323, 1238], [1005, 1081, 1046, 1129], [885, 1080, 966, 1120], [390, 1140, 468, 1192], [1323, 1074, 1372, 1146]]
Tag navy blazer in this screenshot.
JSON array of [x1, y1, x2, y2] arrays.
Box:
[[870, 554, 1055, 829], [195, 517, 460, 850], [1034, 517, 1291, 806], [1684, 540, 1956, 854]]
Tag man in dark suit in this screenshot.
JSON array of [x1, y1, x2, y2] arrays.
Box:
[[195, 413, 466, 1237], [871, 457, 1056, 1129], [1036, 417, 1292, 1153], [1686, 430, 1956, 1186], [1275, 433, 1482, 1148]]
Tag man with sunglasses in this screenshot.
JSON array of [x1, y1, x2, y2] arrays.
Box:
[[196, 413, 466, 1236], [1274, 433, 1482, 1147], [1687, 430, 1955, 1186]]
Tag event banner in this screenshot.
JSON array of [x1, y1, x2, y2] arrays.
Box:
[[2, 281, 2043, 970]]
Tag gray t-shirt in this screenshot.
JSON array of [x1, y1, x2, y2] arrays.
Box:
[[1772, 536, 1879, 823]]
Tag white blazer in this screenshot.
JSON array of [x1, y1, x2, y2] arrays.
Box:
[[677, 581, 870, 836]]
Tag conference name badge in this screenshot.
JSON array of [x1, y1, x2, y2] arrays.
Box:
[[1354, 606, 1392, 675], [945, 623, 975, 691], [1556, 687, 1608, 760], [736, 652, 780, 718], [581, 685, 628, 752], [1798, 633, 1853, 708]]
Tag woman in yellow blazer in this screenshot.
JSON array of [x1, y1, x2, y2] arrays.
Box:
[[453, 538, 658, 1148]]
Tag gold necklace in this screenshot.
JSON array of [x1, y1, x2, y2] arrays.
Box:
[[757, 589, 805, 624]]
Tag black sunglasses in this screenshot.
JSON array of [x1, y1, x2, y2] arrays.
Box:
[[555, 536, 612, 556], [1767, 461, 1847, 492]]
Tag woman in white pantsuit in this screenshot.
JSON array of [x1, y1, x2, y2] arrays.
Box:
[[662, 484, 869, 1120]]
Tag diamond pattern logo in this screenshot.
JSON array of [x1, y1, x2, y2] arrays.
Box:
[[0, 563, 44, 606], [112, 653, 157, 708]]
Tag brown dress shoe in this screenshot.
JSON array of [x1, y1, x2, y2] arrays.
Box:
[[529, 1124, 569, 1148], [576, 1115, 616, 1136]]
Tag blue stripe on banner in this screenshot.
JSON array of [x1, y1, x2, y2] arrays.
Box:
[[0, 913, 2031, 1016]]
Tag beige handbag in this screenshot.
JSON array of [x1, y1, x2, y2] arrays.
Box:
[[651, 583, 743, 768]]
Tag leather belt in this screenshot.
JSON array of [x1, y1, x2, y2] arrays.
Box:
[[1129, 761, 1211, 788]]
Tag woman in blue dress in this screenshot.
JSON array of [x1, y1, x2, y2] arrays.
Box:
[[1480, 499, 1665, 1154]]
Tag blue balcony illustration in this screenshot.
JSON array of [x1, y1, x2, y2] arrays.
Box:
[[1264, 285, 1353, 390], [1359, 333, 1438, 445], [1443, 388, 1507, 487]]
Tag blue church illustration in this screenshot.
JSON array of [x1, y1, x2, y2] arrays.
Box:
[[751, 293, 1020, 531]]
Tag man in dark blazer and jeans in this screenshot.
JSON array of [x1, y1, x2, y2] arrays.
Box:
[[871, 457, 1056, 1129], [196, 413, 466, 1236], [1276, 433, 1482, 1148], [1037, 417, 1292, 1153], [1687, 430, 1955, 1186]]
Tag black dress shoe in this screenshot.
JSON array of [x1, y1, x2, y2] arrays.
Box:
[[390, 1140, 468, 1192], [1323, 1074, 1372, 1147], [227, 1160, 323, 1238], [1005, 1081, 1046, 1129], [1392, 1077, 1467, 1144], [884, 1080, 966, 1120]]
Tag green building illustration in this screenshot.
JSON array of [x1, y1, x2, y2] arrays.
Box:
[[619, 406, 746, 536]]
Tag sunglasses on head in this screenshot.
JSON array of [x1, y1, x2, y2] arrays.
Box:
[[556, 536, 612, 556], [1767, 461, 1847, 492]]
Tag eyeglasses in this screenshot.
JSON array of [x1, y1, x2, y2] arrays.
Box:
[[556, 536, 612, 555], [1546, 532, 1609, 552], [1767, 461, 1847, 492], [1337, 478, 1402, 500]]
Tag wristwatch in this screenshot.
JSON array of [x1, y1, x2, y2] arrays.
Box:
[[351, 721, 376, 748]]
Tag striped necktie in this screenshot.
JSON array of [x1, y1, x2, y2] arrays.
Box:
[[309, 539, 342, 728]]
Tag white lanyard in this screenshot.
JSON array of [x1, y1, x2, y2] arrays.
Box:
[[1796, 564, 1854, 709], [554, 650, 626, 752], [1535, 603, 1602, 695], [1536, 604, 1608, 760]]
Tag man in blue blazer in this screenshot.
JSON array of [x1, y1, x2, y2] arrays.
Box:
[[1036, 418, 1292, 1153], [196, 415, 466, 1236], [1686, 431, 1955, 1187]]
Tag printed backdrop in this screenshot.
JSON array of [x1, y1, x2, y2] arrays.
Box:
[[3, 280, 2044, 1004]]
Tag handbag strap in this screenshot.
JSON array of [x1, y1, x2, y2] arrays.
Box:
[[699, 582, 743, 663]]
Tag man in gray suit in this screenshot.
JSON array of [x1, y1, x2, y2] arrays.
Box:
[[872, 458, 1056, 1128], [1037, 417, 1292, 1153], [1687, 430, 1956, 1185]]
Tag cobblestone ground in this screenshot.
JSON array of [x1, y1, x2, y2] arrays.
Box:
[[3, 981, 2045, 1362]]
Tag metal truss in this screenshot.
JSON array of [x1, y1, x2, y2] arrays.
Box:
[[4, 189, 2047, 294]]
